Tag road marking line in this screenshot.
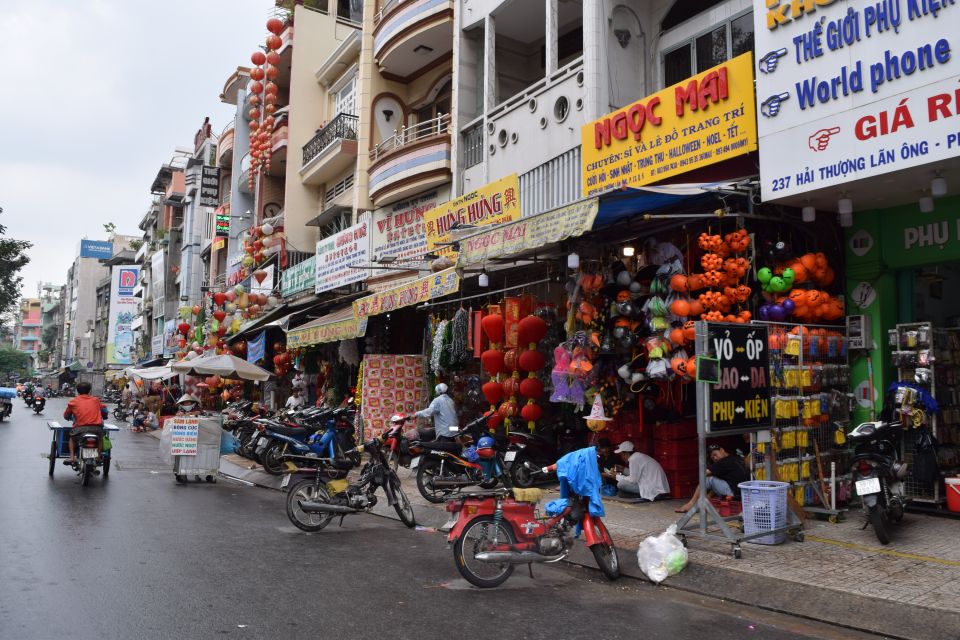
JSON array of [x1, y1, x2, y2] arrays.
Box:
[[806, 535, 960, 567]]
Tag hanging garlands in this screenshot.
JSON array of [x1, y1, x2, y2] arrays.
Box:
[[517, 315, 547, 432], [247, 18, 284, 191]]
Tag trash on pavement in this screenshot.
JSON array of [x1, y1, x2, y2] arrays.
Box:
[[637, 524, 688, 584], [415, 525, 437, 533]]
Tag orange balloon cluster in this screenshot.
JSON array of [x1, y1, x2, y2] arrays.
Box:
[[670, 355, 698, 380], [783, 252, 835, 287], [698, 233, 725, 253], [724, 229, 750, 253], [777, 289, 844, 321]]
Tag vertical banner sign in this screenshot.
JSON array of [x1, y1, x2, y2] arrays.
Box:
[[163, 320, 176, 358], [106, 266, 140, 365], [169, 416, 200, 456], [151, 250, 165, 309], [581, 53, 757, 197], [247, 330, 266, 364], [706, 323, 771, 432], [199, 166, 221, 208], [755, 0, 960, 201], [315, 221, 370, 293], [424, 175, 521, 259], [215, 205, 231, 238]]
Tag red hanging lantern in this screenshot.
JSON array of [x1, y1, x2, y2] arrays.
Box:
[[265, 66, 278, 80], [178, 322, 190, 336], [249, 120, 260, 130], [481, 314, 504, 345], [213, 292, 227, 306], [250, 81, 264, 95], [497, 400, 518, 419], [501, 377, 519, 398], [520, 402, 542, 423], [250, 66, 265, 81], [249, 94, 261, 106], [481, 381, 503, 405], [519, 377, 544, 399], [251, 51, 266, 66], [266, 34, 282, 50], [191, 304, 201, 315], [213, 310, 226, 323], [486, 412, 504, 430], [480, 349, 504, 376], [264, 93, 277, 105], [518, 349, 545, 372], [178, 338, 187, 349], [263, 116, 275, 128], [266, 51, 280, 65], [264, 81, 278, 95], [248, 108, 261, 120], [517, 315, 548, 348], [266, 17, 284, 34], [217, 325, 227, 336], [503, 349, 519, 372]]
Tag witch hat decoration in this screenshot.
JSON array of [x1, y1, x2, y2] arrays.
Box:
[[584, 394, 612, 421]]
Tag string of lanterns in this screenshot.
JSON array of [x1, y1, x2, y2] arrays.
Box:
[[247, 17, 284, 191]]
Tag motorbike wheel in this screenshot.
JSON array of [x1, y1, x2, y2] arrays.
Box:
[[81, 461, 93, 487], [453, 515, 515, 588], [102, 457, 110, 478], [392, 480, 416, 528], [261, 442, 287, 476], [286, 479, 334, 532], [509, 453, 536, 488], [589, 521, 621, 580], [48, 441, 56, 476], [868, 505, 891, 545], [416, 459, 453, 504]]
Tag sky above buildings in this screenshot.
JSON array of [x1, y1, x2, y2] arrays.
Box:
[[0, 0, 273, 295]]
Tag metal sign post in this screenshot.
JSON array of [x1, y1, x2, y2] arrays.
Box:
[[675, 321, 802, 558]]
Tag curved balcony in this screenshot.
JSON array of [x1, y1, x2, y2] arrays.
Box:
[[368, 114, 451, 206], [218, 124, 235, 167], [373, 0, 453, 81]]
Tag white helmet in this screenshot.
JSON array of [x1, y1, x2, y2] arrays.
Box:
[[390, 413, 406, 424], [435, 383, 448, 395]]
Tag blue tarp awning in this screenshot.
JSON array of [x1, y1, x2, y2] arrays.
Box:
[[592, 183, 730, 229]]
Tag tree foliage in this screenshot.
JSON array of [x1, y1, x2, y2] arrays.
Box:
[[0, 208, 32, 319], [0, 346, 31, 376]]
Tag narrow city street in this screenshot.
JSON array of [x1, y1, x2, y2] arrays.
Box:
[[0, 397, 885, 640]]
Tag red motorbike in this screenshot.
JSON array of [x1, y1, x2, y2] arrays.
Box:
[[446, 463, 620, 588]]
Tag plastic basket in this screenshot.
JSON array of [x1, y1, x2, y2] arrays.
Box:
[[738, 480, 789, 545]]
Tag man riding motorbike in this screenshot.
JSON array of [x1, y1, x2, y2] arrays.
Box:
[[63, 381, 107, 467], [415, 383, 458, 443]]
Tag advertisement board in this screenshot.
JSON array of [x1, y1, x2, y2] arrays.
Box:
[[353, 267, 460, 318], [106, 265, 140, 365], [582, 53, 757, 197], [215, 205, 230, 238], [199, 166, 220, 208], [370, 187, 449, 263], [315, 221, 370, 294], [151, 250, 165, 309], [754, 0, 960, 200], [163, 320, 176, 358], [704, 323, 771, 432], [281, 256, 316, 298], [79, 240, 113, 260], [424, 176, 520, 259], [168, 416, 200, 456]]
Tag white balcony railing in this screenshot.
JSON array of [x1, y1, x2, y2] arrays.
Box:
[[369, 113, 450, 163]]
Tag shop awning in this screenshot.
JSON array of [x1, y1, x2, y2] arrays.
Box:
[[286, 305, 368, 348], [455, 198, 599, 268], [353, 267, 460, 318], [226, 304, 290, 343], [592, 183, 730, 229], [127, 365, 176, 381]]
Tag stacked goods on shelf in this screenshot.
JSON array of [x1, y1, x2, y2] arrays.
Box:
[[653, 419, 698, 499], [762, 323, 852, 514], [891, 323, 960, 503]]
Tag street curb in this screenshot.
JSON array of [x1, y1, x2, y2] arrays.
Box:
[[218, 463, 955, 639]]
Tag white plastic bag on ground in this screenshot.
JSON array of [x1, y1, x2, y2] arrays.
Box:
[[159, 426, 174, 467], [637, 524, 688, 583]]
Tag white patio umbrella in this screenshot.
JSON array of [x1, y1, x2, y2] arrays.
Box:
[[127, 364, 176, 381], [170, 354, 272, 382]]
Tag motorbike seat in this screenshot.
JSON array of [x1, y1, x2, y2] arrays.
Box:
[[267, 425, 311, 437], [418, 439, 462, 454]]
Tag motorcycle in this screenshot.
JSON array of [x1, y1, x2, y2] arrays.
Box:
[[849, 420, 908, 545], [411, 414, 510, 503], [256, 408, 358, 475], [33, 396, 46, 414], [0, 387, 14, 422], [288, 435, 416, 531], [24, 392, 35, 408], [446, 457, 620, 588], [505, 429, 560, 488], [383, 414, 419, 470]]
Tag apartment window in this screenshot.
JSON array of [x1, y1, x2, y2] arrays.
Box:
[[324, 174, 354, 207], [416, 81, 452, 123], [335, 76, 357, 117], [662, 11, 753, 87]]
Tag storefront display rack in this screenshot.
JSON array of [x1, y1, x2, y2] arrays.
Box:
[[757, 321, 851, 518], [891, 322, 960, 504]]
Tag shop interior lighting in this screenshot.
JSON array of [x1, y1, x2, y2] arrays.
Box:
[[622, 245, 635, 257], [837, 196, 853, 215], [801, 206, 816, 222], [932, 174, 948, 197], [838, 211, 853, 227], [567, 252, 580, 269], [478, 269, 489, 287], [919, 196, 935, 213]]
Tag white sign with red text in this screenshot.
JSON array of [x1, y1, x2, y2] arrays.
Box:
[[754, 0, 960, 200], [315, 221, 370, 293]]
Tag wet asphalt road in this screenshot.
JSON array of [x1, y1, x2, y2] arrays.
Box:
[[0, 397, 880, 640]]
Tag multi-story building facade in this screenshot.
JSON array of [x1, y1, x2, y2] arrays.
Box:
[[220, 66, 256, 290], [12, 298, 42, 370], [38, 283, 63, 371]]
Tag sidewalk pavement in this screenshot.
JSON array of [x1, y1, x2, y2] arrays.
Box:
[[143, 429, 960, 640]]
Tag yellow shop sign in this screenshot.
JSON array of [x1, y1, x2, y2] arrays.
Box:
[[581, 53, 757, 197], [424, 174, 521, 259]]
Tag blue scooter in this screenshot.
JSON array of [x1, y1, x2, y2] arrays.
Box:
[[256, 410, 358, 476]]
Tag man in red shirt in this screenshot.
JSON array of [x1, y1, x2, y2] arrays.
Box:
[[63, 381, 106, 466]]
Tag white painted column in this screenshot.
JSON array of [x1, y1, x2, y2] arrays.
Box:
[[582, 0, 603, 120], [483, 13, 496, 183], [545, 0, 558, 75]]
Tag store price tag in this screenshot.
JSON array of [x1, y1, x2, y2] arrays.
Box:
[[785, 336, 801, 357]]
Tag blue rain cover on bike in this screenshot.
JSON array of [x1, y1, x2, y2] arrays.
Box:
[[0, 388, 16, 399], [556, 446, 605, 517]]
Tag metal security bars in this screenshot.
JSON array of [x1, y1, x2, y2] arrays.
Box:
[[302, 113, 359, 166]]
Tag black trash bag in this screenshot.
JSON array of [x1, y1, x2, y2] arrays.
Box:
[[912, 429, 939, 484]]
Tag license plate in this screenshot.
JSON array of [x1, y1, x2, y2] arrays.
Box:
[[80, 449, 97, 459], [410, 456, 420, 470], [281, 474, 291, 489], [257, 437, 269, 447], [505, 451, 517, 462], [856, 477, 881, 496]]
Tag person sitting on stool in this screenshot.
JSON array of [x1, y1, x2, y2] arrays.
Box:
[[602, 441, 670, 501], [675, 444, 749, 513]]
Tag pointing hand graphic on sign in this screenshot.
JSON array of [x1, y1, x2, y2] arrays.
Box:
[[758, 48, 788, 74], [809, 127, 841, 152]]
